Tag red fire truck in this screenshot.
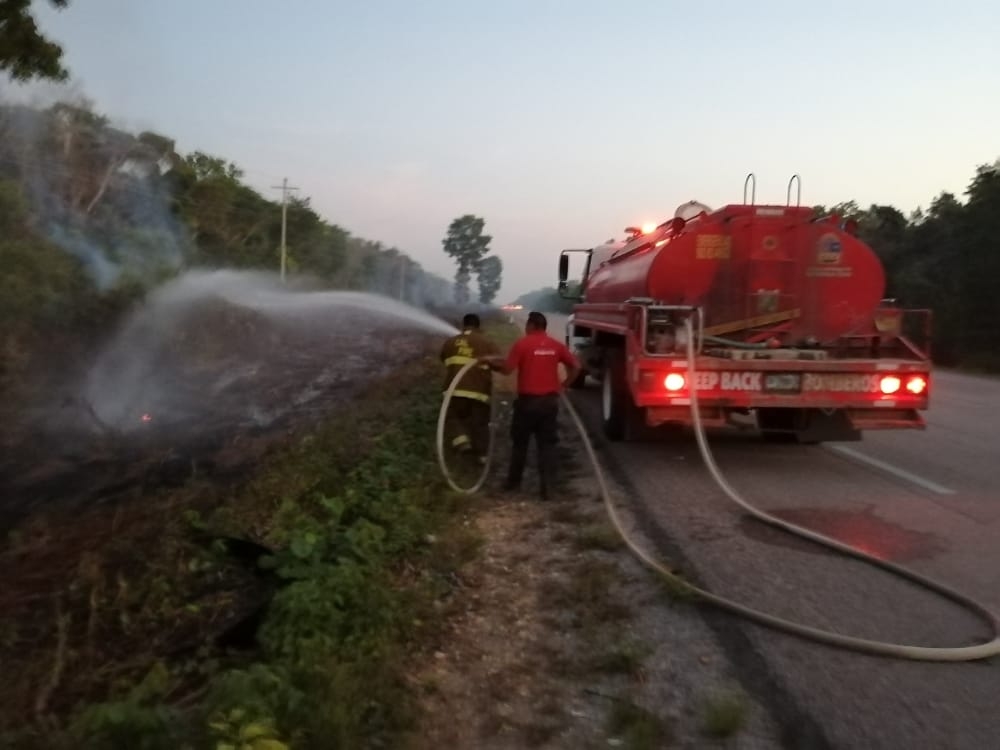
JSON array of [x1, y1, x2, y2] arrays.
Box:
[[557, 175, 932, 443]]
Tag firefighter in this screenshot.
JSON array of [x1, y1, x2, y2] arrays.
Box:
[[440, 313, 500, 462], [480, 311, 581, 500]]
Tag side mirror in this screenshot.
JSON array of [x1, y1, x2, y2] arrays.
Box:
[[558, 253, 569, 283]]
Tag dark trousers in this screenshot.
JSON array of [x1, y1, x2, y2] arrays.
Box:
[[507, 394, 559, 496], [445, 396, 491, 456]]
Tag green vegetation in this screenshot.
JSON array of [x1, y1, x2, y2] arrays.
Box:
[[606, 698, 671, 750], [815, 166, 1000, 368], [0, 0, 70, 82], [700, 689, 748, 738], [590, 640, 650, 677], [1, 359, 479, 749], [573, 522, 625, 552]]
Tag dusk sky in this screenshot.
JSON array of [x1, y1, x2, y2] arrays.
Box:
[[14, 0, 1000, 300]]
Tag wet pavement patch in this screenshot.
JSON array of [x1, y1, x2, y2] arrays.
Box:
[[738, 505, 947, 562]]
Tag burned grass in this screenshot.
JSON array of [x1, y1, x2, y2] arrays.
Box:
[[0, 353, 480, 749]]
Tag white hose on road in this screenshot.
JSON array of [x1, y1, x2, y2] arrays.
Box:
[[437, 339, 1000, 661], [568, 316, 1000, 661]]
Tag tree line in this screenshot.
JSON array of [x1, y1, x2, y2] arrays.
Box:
[[814, 160, 1000, 369]]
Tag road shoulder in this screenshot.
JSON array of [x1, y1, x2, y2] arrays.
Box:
[[408, 396, 783, 749]]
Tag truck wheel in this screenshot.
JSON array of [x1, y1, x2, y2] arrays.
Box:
[[601, 355, 626, 440], [601, 351, 647, 440], [564, 332, 587, 389]]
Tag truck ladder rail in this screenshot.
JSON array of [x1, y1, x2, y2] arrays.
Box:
[[743, 172, 756, 205], [787, 174, 802, 207]]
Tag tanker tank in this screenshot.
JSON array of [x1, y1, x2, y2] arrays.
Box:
[[581, 202, 885, 344]]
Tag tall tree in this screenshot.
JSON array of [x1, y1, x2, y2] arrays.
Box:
[[0, 0, 70, 81], [442, 214, 491, 304], [476, 255, 503, 304]]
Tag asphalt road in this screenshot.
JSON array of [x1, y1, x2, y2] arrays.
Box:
[[546, 314, 1000, 749]]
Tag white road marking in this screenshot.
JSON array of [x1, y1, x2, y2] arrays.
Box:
[[827, 445, 956, 495]]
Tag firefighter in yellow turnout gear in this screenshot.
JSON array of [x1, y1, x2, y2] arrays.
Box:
[[440, 313, 499, 462]]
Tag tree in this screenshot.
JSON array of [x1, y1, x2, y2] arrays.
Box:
[[475, 255, 503, 304], [0, 0, 70, 82], [442, 214, 491, 304], [184, 151, 244, 182]]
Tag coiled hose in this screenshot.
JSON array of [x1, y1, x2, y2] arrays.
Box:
[[438, 339, 1000, 661], [436, 366, 497, 495]]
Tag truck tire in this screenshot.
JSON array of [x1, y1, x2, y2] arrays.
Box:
[[601, 356, 626, 440], [564, 331, 587, 389], [601, 350, 645, 440]]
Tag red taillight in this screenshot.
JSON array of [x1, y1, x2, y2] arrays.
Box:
[[906, 376, 927, 395], [879, 376, 901, 395], [664, 373, 686, 391]]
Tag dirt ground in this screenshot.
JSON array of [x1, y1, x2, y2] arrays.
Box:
[[408, 390, 784, 749]]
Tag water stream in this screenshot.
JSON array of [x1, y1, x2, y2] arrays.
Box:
[[81, 269, 460, 432]]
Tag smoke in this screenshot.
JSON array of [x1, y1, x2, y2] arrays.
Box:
[[42, 223, 121, 287], [0, 96, 189, 290]]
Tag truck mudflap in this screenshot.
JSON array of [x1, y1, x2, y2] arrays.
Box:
[[844, 407, 927, 430]]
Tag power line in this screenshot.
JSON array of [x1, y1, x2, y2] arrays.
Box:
[[270, 177, 299, 282]]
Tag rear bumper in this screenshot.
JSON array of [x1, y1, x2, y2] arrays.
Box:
[[645, 404, 926, 432], [636, 361, 929, 433]]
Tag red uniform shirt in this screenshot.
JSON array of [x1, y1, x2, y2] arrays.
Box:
[[505, 331, 579, 396]]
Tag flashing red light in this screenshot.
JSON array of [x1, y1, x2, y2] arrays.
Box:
[[641, 222, 657, 235], [664, 373, 686, 391], [906, 376, 927, 395], [879, 376, 901, 395], [141, 413, 152, 423]]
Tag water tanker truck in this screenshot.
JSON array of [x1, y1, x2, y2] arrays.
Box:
[[557, 175, 932, 443]]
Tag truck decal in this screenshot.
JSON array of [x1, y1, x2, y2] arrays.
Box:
[[691, 372, 763, 391], [803, 373, 880, 393], [806, 266, 853, 278], [695, 235, 731, 260]]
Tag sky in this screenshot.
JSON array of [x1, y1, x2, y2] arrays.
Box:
[[10, 0, 1000, 300]]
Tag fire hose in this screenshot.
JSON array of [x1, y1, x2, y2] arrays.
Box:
[[436, 326, 1000, 661], [435, 371, 497, 495]]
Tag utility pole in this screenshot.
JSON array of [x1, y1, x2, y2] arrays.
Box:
[[271, 177, 299, 282], [398, 256, 406, 301]]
